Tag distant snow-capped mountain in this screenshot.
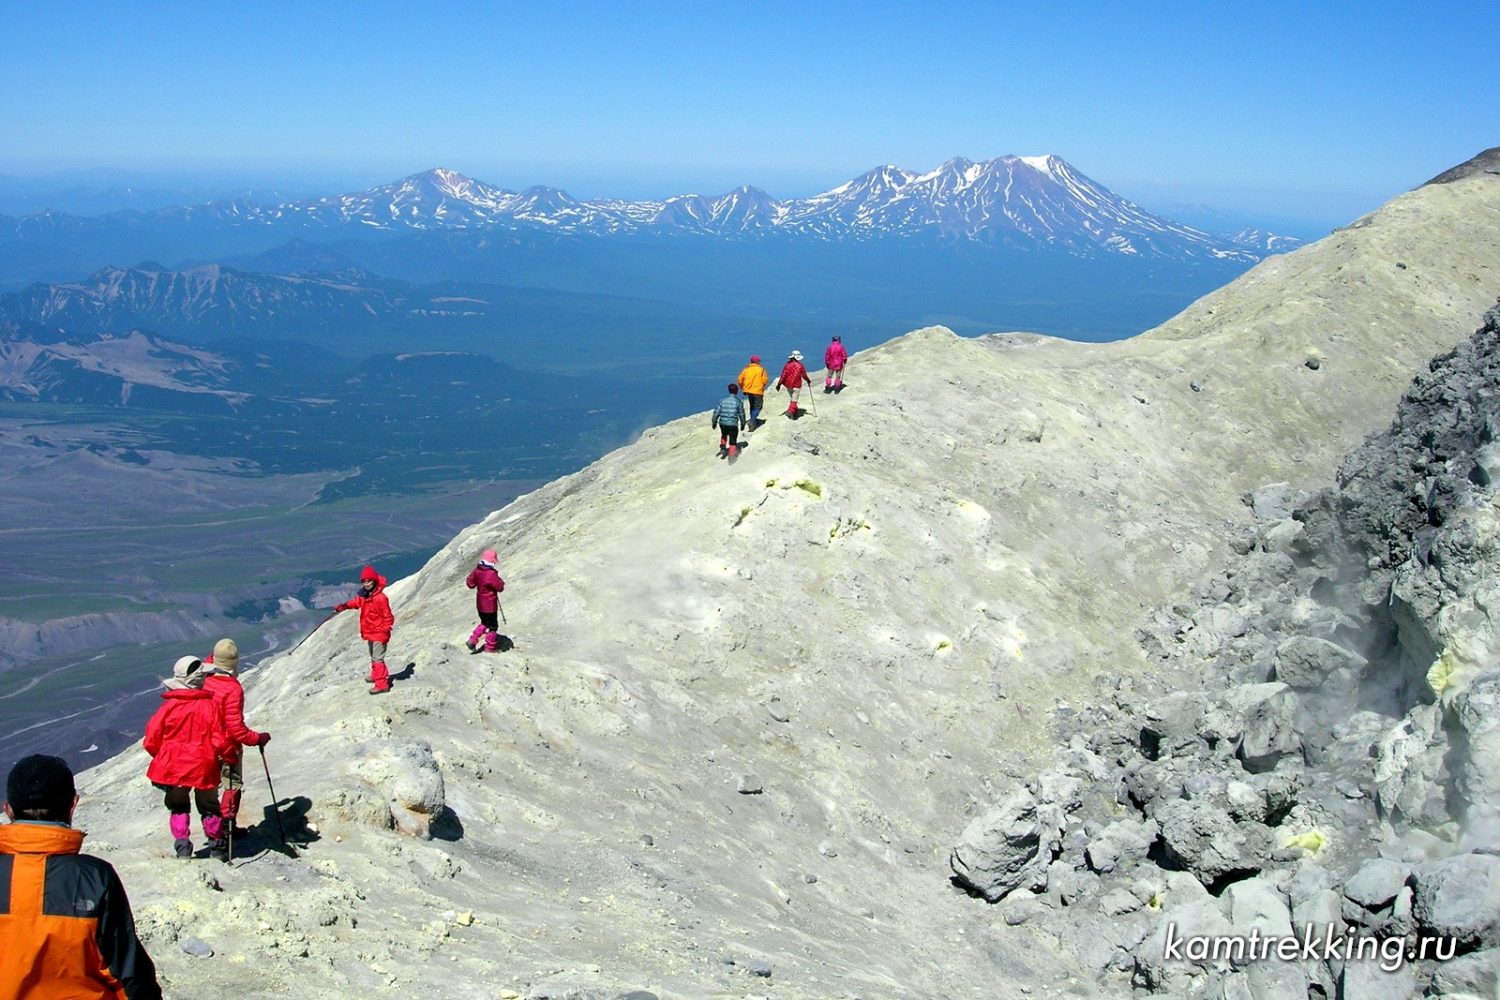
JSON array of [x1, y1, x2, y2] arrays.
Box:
[[3, 158, 1301, 261]]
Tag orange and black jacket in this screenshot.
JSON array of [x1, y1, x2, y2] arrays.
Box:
[[0, 821, 161, 999]]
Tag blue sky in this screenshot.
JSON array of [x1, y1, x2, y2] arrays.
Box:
[[4, 1, 1496, 225]]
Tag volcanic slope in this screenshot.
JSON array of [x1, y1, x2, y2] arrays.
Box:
[[67, 165, 1500, 998]]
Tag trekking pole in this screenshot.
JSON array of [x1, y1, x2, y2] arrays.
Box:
[[225, 789, 233, 863], [805, 383, 817, 415], [258, 747, 288, 847], [498, 602, 508, 626], [289, 612, 336, 654]]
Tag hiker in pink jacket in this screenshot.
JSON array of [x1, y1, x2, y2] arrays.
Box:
[[465, 549, 506, 652], [824, 336, 848, 392]]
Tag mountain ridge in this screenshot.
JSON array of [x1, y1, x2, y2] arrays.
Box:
[[4, 156, 1296, 261]]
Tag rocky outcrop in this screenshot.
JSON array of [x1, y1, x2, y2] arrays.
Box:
[[954, 301, 1500, 997]]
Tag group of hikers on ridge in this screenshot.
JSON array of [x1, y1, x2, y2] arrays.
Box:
[[716, 336, 849, 458], [135, 548, 506, 863]]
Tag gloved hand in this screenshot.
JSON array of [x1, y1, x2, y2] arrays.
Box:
[[256, 732, 272, 747]]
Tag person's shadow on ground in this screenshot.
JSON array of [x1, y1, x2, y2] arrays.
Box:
[[235, 794, 320, 861]]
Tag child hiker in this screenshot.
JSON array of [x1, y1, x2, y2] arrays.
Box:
[[334, 565, 396, 694], [712, 383, 747, 458], [823, 335, 848, 392], [465, 549, 506, 653], [143, 655, 234, 860]]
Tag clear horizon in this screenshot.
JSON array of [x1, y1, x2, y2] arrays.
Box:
[[5, 1, 1496, 228]]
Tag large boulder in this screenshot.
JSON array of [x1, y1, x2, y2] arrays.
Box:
[[346, 739, 448, 839], [1411, 852, 1500, 948], [1224, 683, 1302, 772], [1156, 799, 1269, 888], [1085, 817, 1159, 875], [1273, 635, 1367, 689], [950, 773, 1080, 902], [1224, 876, 1293, 938]]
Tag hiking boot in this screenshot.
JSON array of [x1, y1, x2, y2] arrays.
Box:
[[173, 838, 193, 860], [728, 445, 738, 459], [207, 838, 229, 862]]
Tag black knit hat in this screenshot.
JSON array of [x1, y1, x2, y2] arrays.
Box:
[[6, 754, 75, 818]]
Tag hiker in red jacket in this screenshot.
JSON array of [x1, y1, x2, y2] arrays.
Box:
[[143, 656, 234, 860], [201, 638, 269, 836], [465, 548, 506, 653], [824, 335, 848, 392], [335, 565, 396, 694], [775, 350, 811, 419]]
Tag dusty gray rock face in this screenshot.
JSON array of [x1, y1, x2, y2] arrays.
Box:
[[1453, 670, 1500, 836], [1427, 947, 1500, 997], [955, 301, 1500, 998], [1223, 876, 1292, 937], [1373, 703, 1450, 825]]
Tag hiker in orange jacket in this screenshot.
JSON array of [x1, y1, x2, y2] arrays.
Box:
[[737, 354, 770, 429], [1, 754, 161, 999], [775, 350, 811, 419], [335, 564, 395, 694]]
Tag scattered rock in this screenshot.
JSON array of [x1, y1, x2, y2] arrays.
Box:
[[1412, 852, 1500, 947], [1085, 817, 1158, 875], [735, 774, 763, 795], [950, 774, 1080, 902], [1156, 799, 1267, 887], [1273, 635, 1367, 689], [1343, 857, 1410, 911], [179, 937, 214, 959], [1224, 683, 1301, 771]]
